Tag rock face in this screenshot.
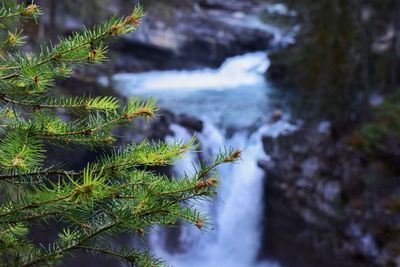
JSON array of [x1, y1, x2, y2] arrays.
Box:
[[39, 0, 274, 72], [258, 123, 400, 267], [112, 1, 274, 71], [177, 114, 204, 133]]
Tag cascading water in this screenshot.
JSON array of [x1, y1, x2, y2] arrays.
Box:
[[107, 51, 298, 267], [101, 6, 299, 264]]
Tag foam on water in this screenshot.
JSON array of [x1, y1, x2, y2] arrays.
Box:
[[147, 119, 295, 267], [102, 52, 269, 93], [109, 16, 298, 266]]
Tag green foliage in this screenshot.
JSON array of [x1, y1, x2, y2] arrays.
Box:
[[269, 0, 400, 120], [0, 2, 239, 266], [0, 130, 45, 171], [361, 92, 400, 153], [0, 1, 40, 26]]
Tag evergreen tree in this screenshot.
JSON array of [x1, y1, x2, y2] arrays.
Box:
[[0, 2, 240, 266], [269, 0, 400, 120]]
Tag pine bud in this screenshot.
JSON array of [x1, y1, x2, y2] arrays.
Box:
[[206, 177, 218, 187], [87, 49, 97, 62], [4, 108, 14, 119], [225, 149, 242, 162], [108, 24, 123, 36], [22, 4, 40, 17], [194, 180, 207, 191], [123, 109, 154, 120], [195, 219, 204, 229], [103, 136, 116, 144], [33, 74, 40, 85], [12, 156, 23, 168], [124, 15, 141, 27], [137, 228, 145, 237], [54, 53, 62, 60], [194, 177, 218, 191], [7, 32, 17, 47]]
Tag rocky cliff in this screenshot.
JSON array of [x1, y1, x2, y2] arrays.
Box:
[[111, 0, 274, 71], [258, 122, 400, 267]]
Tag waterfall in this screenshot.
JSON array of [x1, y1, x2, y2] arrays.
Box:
[[110, 52, 297, 266], [147, 118, 295, 267]]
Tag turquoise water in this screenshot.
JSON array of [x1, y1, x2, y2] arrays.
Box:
[[107, 52, 297, 267]]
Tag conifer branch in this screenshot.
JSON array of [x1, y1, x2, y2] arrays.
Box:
[[21, 221, 119, 267], [0, 95, 120, 113], [0, 4, 239, 266], [3, 211, 60, 224], [0, 168, 76, 181], [0, 30, 26, 48], [0, 2, 40, 22], [0, 193, 73, 218], [0, 6, 144, 83], [76, 245, 163, 266]]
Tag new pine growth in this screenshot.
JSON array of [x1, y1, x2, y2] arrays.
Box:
[[0, 2, 239, 266]]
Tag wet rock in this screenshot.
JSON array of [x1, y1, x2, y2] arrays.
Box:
[[301, 157, 319, 178], [198, 0, 255, 11], [261, 135, 275, 155], [46, 1, 274, 72], [177, 114, 204, 133], [259, 122, 400, 267], [257, 159, 277, 173], [292, 144, 308, 155], [112, 3, 274, 71]]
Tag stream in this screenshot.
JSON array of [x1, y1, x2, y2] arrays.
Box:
[[98, 4, 301, 266], [107, 51, 297, 267]]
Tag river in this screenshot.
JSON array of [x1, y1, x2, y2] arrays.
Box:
[[106, 50, 298, 267]]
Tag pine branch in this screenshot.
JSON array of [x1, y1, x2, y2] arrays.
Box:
[[0, 30, 26, 49], [0, 2, 40, 22], [0, 97, 157, 146], [0, 6, 143, 85], [0, 4, 240, 266], [2, 211, 60, 224], [0, 130, 45, 171], [0, 191, 73, 218], [0, 95, 120, 113], [90, 137, 195, 173], [21, 221, 119, 267], [76, 245, 164, 267], [0, 168, 76, 182]]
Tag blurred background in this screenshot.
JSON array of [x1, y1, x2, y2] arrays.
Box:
[[22, 0, 400, 266]]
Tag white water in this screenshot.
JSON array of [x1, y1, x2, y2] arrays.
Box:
[[102, 53, 276, 130], [109, 52, 298, 267], [106, 52, 269, 92]]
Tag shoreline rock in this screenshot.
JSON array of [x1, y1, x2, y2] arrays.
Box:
[[111, 2, 274, 71], [259, 122, 400, 267]]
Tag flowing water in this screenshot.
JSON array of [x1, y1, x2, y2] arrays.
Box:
[[101, 5, 300, 266], [107, 52, 297, 267]]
